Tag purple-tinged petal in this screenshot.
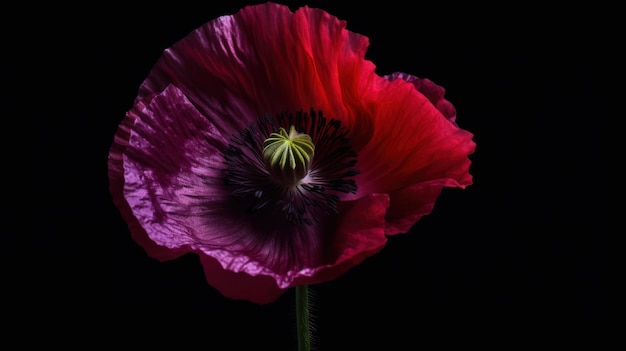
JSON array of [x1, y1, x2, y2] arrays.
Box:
[[199, 193, 390, 304], [115, 84, 230, 259], [116, 85, 358, 300]]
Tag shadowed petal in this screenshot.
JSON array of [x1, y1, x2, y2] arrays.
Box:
[[200, 194, 390, 304], [295, 193, 391, 286], [384, 179, 456, 235], [198, 254, 287, 304]]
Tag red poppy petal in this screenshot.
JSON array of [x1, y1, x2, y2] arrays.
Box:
[[136, 3, 374, 140], [386, 72, 457, 123], [354, 78, 474, 192]]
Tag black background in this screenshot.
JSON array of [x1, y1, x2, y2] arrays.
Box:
[[2, 1, 615, 348]]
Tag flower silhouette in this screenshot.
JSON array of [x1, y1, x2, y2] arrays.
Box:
[[108, 2, 475, 304]]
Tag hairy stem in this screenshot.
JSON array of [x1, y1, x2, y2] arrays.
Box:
[[296, 285, 310, 351]]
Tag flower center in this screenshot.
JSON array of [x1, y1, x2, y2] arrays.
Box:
[[222, 109, 359, 225], [262, 126, 315, 186]]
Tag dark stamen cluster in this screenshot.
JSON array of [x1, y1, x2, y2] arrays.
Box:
[[223, 109, 359, 225]]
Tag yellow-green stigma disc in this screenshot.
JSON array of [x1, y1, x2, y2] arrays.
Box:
[[262, 126, 315, 186]]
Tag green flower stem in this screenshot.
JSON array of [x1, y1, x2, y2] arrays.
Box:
[[296, 285, 310, 351]]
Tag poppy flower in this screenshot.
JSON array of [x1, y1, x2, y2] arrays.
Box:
[[108, 2, 475, 304]]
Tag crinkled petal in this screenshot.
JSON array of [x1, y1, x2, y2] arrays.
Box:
[[109, 94, 189, 261], [136, 3, 375, 144], [112, 84, 355, 302], [117, 85, 310, 287], [114, 85, 230, 257]]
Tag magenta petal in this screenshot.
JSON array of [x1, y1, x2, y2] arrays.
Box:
[[114, 85, 338, 302], [122, 85, 229, 250], [109, 95, 189, 261]]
